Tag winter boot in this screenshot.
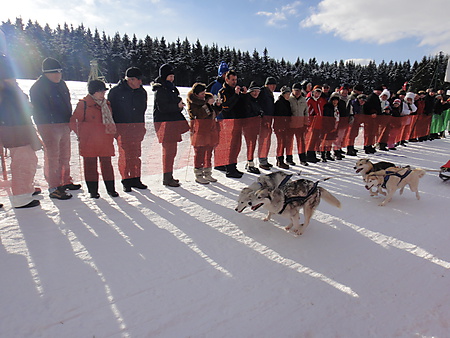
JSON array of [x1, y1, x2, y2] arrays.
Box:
[[49, 186, 72, 200], [321, 151, 327, 163], [306, 151, 319, 163], [246, 161, 261, 174], [131, 177, 148, 189], [334, 150, 343, 160], [122, 178, 133, 192], [226, 164, 243, 178], [276, 156, 289, 169], [346, 146, 357, 156], [326, 151, 335, 161], [299, 153, 309, 166], [86, 181, 100, 199], [203, 167, 218, 182], [286, 155, 296, 166], [104, 180, 119, 197], [194, 168, 210, 184], [163, 172, 180, 187]]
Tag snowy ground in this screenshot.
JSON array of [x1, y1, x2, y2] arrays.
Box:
[[1, 80, 450, 337]]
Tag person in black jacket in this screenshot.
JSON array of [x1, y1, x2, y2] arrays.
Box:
[[362, 86, 383, 153], [108, 67, 148, 192], [217, 70, 246, 178], [29, 57, 80, 200], [242, 81, 263, 174], [273, 86, 292, 169], [0, 54, 41, 208], [152, 64, 188, 187], [258, 77, 276, 170]]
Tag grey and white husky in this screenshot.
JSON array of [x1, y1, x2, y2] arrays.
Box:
[[252, 179, 341, 236], [235, 171, 292, 213]]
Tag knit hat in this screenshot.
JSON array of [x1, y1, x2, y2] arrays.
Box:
[[313, 85, 322, 92], [159, 63, 174, 80], [125, 67, 142, 79], [218, 61, 229, 77], [373, 85, 383, 91], [357, 94, 367, 101], [248, 81, 261, 92], [42, 57, 62, 73], [354, 84, 364, 92], [0, 54, 14, 80], [192, 82, 206, 95], [265, 77, 277, 85], [292, 82, 302, 90], [280, 86, 291, 94], [393, 99, 401, 105], [88, 79, 108, 95]]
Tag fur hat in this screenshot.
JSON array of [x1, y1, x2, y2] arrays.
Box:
[[125, 67, 142, 79], [218, 61, 229, 77], [265, 77, 277, 85], [42, 57, 62, 73], [88, 79, 107, 95], [159, 63, 174, 80]]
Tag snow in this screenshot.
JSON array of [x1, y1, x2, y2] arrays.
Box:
[[1, 80, 450, 337]]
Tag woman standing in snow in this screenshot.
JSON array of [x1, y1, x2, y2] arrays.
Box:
[[186, 83, 221, 184], [70, 80, 118, 199], [152, 64, 189, 187]]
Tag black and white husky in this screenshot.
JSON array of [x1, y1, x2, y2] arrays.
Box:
[[252, 179, 341, 236]]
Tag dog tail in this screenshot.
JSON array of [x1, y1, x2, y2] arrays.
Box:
[[319, 187, 341, 208], [414, 168, 426, 178]]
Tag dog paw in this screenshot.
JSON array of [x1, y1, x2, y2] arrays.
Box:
[[263, 218, 269, 222]]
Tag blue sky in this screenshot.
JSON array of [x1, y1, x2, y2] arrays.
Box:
[[2, 0, 450, 65]]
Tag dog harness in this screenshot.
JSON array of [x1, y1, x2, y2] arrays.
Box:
[[278, 174, 293, 188], [278, 181, 320, 214], [381, 169, 412, 188]]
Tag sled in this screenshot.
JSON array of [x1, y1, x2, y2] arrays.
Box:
[[440, 160, 450, 181]]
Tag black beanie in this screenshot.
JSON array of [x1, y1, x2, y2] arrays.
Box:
[[125, 67, 142, 79], [265, 77, 277, 85], [88, 79, 107, 95], [42, 57, 62, 73], [292, 82, 302, 90], [159, 64, 174, 80]]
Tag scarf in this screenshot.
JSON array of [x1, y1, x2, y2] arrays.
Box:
[[90, 95, 116, 134]]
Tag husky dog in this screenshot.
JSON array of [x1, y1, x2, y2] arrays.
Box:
[[354, 159, 397, 196], [365, 167, 426, 206], [252, 179, 341, 236], [235, 171, 292, 213]]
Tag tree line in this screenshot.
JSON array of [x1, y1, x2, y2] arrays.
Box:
[[1, 18, 449, 92]]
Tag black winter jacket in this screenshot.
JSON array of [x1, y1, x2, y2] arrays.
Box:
[[108, 79, 147, 123], [29, 75, 72, 124], [152, 78, 185, 122]]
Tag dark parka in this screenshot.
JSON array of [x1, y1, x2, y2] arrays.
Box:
[[152, 78, 188, 143], [218, 83, 244, 119], [108, 79, 147, 123], [273, 94, 291, 132], [29, 75, 72, 124], [0, 82, 41, 149]]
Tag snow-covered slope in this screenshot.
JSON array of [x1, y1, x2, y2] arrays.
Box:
[[1, 80, 449, 337]]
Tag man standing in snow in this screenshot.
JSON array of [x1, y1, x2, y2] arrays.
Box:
[[108, 67, 148, 192], [207, 61, 229, 96], [30, 57, 80, 200], [258, 77, 277, 170]]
